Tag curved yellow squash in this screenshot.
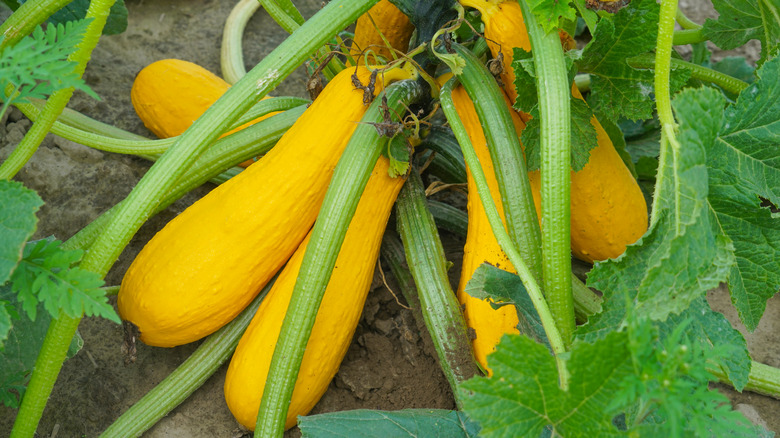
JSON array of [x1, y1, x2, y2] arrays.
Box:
[[461, 0, 648, 263], [451, 85, 521, 373], [118, 66, 405, 347], [224, 157, 405, 430], [350, 0, 414, 65], [130, 58, 272, 167]]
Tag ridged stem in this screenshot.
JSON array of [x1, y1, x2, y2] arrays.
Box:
[[8, 2, 116, 436], [16, 96, 305, 154], [255, 80, 423, 436], [395, 170, 480, 405], [650, 0, 680, 229], [709, 361, 780, 400], [447, 42, 544, 286], [672, 28, 706, 46], [99, 280, 274, 438], [627, 53, 749, 96], [0, 0, 72, 47], [440, 79, 569, 389], [221, 0, 261, 84], [517, 0, 574, 349]]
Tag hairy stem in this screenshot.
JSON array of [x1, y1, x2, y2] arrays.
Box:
[[517, 0, 574, 348], [650, 0, 680, 229], [627, 53, 749, 96]]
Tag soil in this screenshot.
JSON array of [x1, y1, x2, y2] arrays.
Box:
[[0, 0, 777, 437]]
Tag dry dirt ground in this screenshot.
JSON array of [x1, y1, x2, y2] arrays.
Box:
[[0, 0, 778, 436]]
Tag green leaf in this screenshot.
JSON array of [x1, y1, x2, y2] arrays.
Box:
[[298, 409, 480, 437], [521, 98, 598, 172], [0, 283, 82, 408], [525, 0, 577, 34], [702, 0, 780, 65], [578, 0, 691, 122], [706, 56, 780, 330], [463, 263, 548, 347], [511, 48, 537, 114], [459, 332, 632, 437], [386, 133, 411, 178], [576, 88, 749, 383], [0, 181, 42, 285], [10, 239, 120, 323], [17, 0, 128, 35], [0, 19, 99, 107], [657, 298, 751, 390]]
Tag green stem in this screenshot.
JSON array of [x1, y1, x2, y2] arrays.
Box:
[[395, 170, 480, 404], [221, 0, 261, 84], [440, 79, 569, 389], [15, 96, 306, 155], [446, 42, 544, 286], [650, 0, 680, 229], [0, 0, 72, 48], [675, 9, 702, 30], [422, 197, 602, 324], [709, 361, 780, 400], [9, 3, 116, 436], [518, 0, 574, 348], [626, 53, 749, 96], [672, 28, 706, 46], [0, 0, 115, 180], [100, 280, 274, 438], [258, 0, 346, 80], [255, 80, 423, 436]]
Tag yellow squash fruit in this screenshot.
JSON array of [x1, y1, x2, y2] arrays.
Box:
[[118, 65, 409, 347], [130, 58, 272, 167], [224, 157, 405, 431], [461, 0, 648, 262], [349, 0, 414, 65], [450, 85, 521, 373]]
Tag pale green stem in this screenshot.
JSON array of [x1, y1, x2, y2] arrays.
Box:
[[650, 0, 681, 229], [0, 0, 72, 47], [221, 0, 262, 84], [14, 96, 305, 154], [627, 53, 749, 96], [517, 0, 574, 349], [99, 280, 274, 438], [675, 9, 701, 30], [672, 28, 706, 45], [708, 361, 780, 400], [440, 80, 570, 390]]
